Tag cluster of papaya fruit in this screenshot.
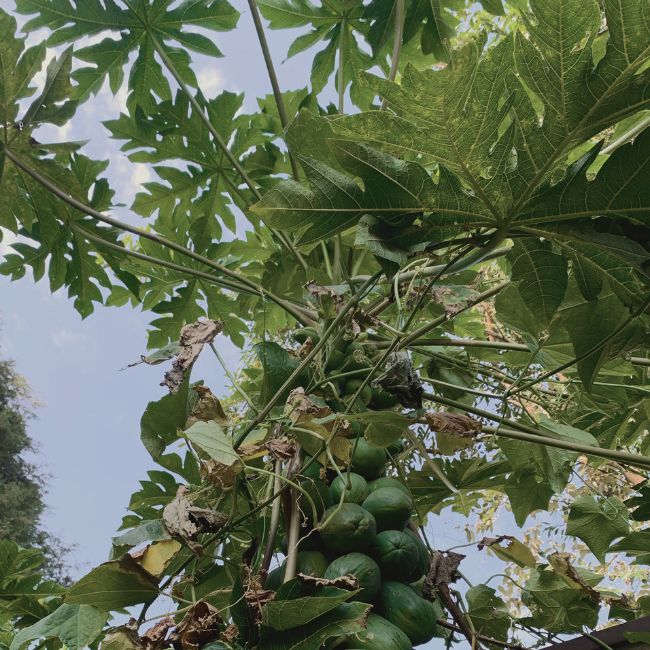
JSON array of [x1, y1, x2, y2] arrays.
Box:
[[266, 442, 442, 648]]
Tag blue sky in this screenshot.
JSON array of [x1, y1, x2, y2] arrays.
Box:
[[0, 2, 536, 646]]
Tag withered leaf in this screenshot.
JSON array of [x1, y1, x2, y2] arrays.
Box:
[[169, 601, 222, 650], [163, 320, 224, 394], [162, 486, 228, 554], [373, 351, 423, 409], [141, 617, 174, 650], [285, 388, 351, 464], [425, 411, 482, 436], [187, 386, 228, 427], [423, 551, 465, 599], [266, 437, 297, 461], [296, 573, 359, 590]]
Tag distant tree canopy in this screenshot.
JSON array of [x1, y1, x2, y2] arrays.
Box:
[[0, 358, 69, 583]]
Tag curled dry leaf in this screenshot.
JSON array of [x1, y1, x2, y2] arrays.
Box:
[[373, 350, 423, 409], [162, 486, 228, 554], [141, 617, 174, 650], [285, 388, 351, 464], [423, 551, 465, 595], [169, 601, 222, 650], [244, 588, 276, 623], [296, 573, 359, 590], [425, 411, 482, 437], [266, 437, 297, 461], [162, 319, 224, 394], [186, 385, 228, 427], [478, 535, 536, 568]]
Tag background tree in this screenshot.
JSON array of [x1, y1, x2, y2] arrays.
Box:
[[0, 356, 70, 583]]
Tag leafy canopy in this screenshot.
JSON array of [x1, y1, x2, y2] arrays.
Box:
[[0, 0, 649, 648]]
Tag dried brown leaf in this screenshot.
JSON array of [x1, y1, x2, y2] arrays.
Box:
[[141, 617, 174, 650], [187, 386, 228, 427], [169, 601, 222, 650], [266, 437, 297, 461], [296, 573, 358, 590], [163, 320, 223, 394], [423, 551, 464, 599], [162, 486, 228, 554], [425, 411, 482, 436], [220, 624, 239, 644]]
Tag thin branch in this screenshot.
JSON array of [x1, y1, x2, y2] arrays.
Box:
[[509, 295, 650, 396], [5, 147, 315, 326], [247, 0, 301, 181], [437, 620, 525, 650], [380, 0, 405, 111], [234, 272, 382, 448], [398, 281, 510, 349]]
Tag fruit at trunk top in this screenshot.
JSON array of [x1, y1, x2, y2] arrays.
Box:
[[404, 527, 430, 582], [329, 472, 369, 505], [350, 439, 387, 480], [264, 550, 329, 590], [370, 530, 419, 580], [368, 387, 400, 410], [376, 580, 441, 645], [280, 531, 324, 554], [292, 327, 320, 345], [366, 477, 411, 497], [319, 503, 377, 554], [324, 552, 381, 603], [343, 613, 412, 650], [362, 488, 412, 532], [343, 378, 372, 405], [298, 473, 332, 521]]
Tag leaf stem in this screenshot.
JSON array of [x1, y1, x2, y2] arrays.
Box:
[[234, 272, 382, 448], [483, 425, 650, 470], [246, 0, 301, 181], [398, 280, 510, 349], [338, 20, 346, 114], [209, 343, 258, 413], [261, 459, 283, 577], [4, 147, 315, 325], [380, 0, 405, 111]]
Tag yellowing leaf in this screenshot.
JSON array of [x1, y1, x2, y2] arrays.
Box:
[[139, 540, 182, 577]]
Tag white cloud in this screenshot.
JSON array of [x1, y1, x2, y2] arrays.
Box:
[[196, 67, 225, 98], [51, 327, 81, 349]]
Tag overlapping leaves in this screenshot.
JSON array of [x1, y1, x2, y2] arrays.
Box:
[[15, 0, 239, 106]]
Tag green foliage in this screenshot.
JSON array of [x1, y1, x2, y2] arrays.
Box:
[[0, 0, 649, 646]]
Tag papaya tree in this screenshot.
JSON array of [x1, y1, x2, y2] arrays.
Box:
[[0, 0, 649, 648]]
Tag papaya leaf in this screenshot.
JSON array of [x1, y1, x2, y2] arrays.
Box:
[[9, 604, 108, 650], [257, 601, 369, 650], [566, 496, 629, 562], [15, 0, 239, 106]]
